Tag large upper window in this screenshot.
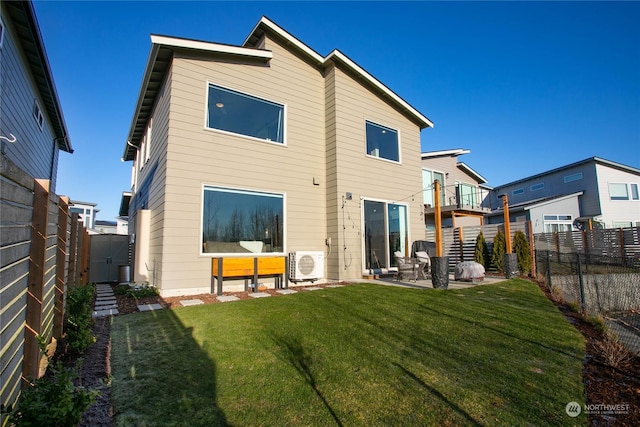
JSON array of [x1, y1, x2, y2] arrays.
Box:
[[206, 84, 285, 143], [366, 121, 399, 162], [609, 183, 629, 200], [202, 186, 284, 255]]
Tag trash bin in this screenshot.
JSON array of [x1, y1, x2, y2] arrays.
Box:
[[118, 265, 131, 283]]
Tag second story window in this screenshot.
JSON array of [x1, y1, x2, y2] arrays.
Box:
[[33, 100, 44, 130], [365, 121, 399, 162], [206, 84, 285, 144]]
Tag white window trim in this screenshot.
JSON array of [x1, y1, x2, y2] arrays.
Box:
[[564, 172, 583, 183], [0, 14, 5, 50], [364, 119, 402, 164], [33, 100, 44, 130], [608, 182, 630, 201], [204, 81, 287, 147], [199, 184, 287, 257], [145, 119, 152, 163], [360, 196, 411, 271]]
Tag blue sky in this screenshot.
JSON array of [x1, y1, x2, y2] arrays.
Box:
[[33, 1, 640, 221]]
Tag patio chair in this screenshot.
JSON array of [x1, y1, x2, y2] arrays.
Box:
[[415, 251, 431, 279], [394, 251, 418, 281]]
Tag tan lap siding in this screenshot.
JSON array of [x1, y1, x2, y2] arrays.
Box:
[[159, 39, 326, 294]]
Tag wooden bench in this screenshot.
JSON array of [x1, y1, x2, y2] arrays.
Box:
[[211, 256, 288, 296]]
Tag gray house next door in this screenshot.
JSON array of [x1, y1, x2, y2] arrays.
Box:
[[89, 234, 130, 283]]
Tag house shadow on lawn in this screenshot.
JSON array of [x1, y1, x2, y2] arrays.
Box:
[[269, 333, 344, 427], [109, 308, 229, 426]]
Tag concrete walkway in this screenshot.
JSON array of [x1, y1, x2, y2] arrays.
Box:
[[368, 274, 507, 290], [92, 284, 119, 318]]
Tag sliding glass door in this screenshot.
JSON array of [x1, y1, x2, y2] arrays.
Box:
[[363, 200, 408, 270]]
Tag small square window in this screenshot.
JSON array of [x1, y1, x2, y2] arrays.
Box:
[[365, 121, 399, 162], [33, 101, 44, 130], [631, 183, 639, 200], [609, 183, 629, 201]]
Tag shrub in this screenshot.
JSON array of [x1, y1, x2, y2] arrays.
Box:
[[474, 232, 491, 268], [65, 284, 96, 354], [491, 229, 506, 272], [6, 337, 98, 427], [513, 230, 532, 275], [115, 283, 159, 299]]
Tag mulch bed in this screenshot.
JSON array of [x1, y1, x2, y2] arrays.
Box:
[[72, 281, 638, 426]]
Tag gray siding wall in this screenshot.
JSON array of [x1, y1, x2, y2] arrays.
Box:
[[491, 162, 601, 217], [157, 35, 327, 294], [0, 6, 59, 191], [528, 196, 582, 234]]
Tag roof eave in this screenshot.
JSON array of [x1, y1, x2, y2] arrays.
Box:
[[6, 0, 72, 153]]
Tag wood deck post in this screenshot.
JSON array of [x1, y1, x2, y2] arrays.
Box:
[[23, 179, 50, 383]]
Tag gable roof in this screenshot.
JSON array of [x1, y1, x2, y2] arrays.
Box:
[[457, 162, 487, 184], [3, 0, 72, 153], [123, 16, 432, 160], [245, 17, 433, 130]]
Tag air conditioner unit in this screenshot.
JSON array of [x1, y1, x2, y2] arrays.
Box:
[[289, 251, 324, 282]]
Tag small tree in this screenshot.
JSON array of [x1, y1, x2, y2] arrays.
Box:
[[474, 232, 490, 268], [513, 230, 532, 275], [491, 229, 506, 272]]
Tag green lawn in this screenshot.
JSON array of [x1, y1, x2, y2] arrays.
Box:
[[110, 279, 586, 426]]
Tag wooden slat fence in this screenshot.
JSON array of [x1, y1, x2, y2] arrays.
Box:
[[426, 222, 531, 271], [1, 153, 88, 423], [534, 226, 640, 260]]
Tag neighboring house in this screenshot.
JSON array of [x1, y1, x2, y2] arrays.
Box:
[[486, 157, 640, 233], [92, 218, 128, 235], [421, 149, 492, 229], [121, 17, 433, 296], [69, 200, 98, 229], [0, 0, 72, 192]]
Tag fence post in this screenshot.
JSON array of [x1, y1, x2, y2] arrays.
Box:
[[52, 196, 69, 340], [619, 228, 626, 266], [67, 213, 79, 288], [576, 253, 587, 313], [457, 226, 464, 262], [22, 179, 50, 384], [546, 250, 552, 289], [528, 221, 536, 277]]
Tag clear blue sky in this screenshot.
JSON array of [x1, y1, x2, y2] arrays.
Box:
[[33, 1, 640, 221]]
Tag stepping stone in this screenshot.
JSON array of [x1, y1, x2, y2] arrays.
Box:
[[180, 299, 204, 307], [92, 308, 119, 318], [95, 302, 118, 309], [325, 284, 345, 288], [248, 292, 271, 298], [302, 287, 322, 291], [217, 295, 239, 302], [276, 289, 297, 295], [96, 296, 117, 302], [137, 303, 164, 312]]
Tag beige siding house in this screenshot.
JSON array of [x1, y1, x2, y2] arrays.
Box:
[[122, 17, 433, 297]]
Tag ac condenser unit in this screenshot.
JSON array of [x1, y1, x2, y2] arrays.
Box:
[[289, 251, 324, 282]]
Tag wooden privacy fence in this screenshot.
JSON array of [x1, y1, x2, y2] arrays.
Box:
[[425, 221, 533, 272], [534, 227, 640, 261], [1, 153, 89, 420]]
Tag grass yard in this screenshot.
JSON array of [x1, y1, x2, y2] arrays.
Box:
[[110, 279, 586, 426]]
